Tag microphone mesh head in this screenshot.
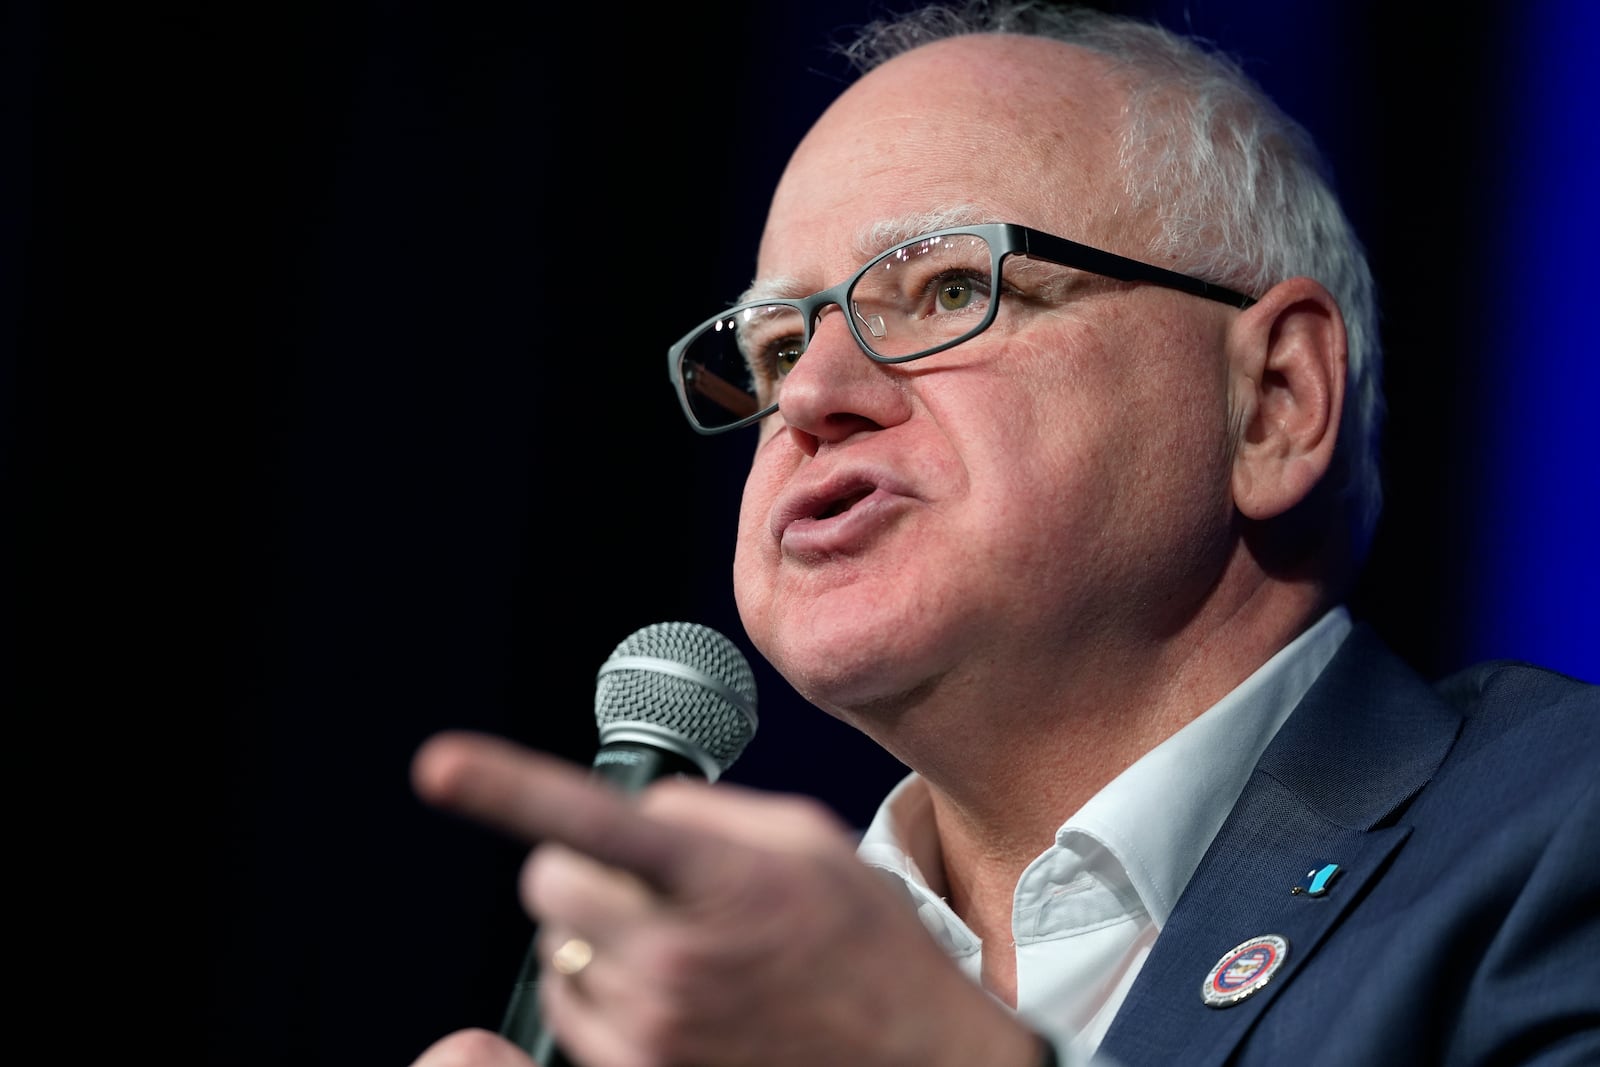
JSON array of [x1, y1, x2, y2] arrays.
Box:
[[595, 622, 758, 778]]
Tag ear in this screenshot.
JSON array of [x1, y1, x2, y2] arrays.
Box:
[[1227, 276, 1347, 521]]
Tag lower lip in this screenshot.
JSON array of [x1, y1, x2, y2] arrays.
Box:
[[779, 489, 906, 558]]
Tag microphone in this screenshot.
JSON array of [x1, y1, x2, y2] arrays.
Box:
[[500, 621, 760, 1064]]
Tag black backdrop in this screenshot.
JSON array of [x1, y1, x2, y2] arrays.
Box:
[[8, 2, 1595, 1065]]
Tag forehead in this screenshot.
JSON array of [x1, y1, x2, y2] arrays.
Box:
[[756, 33, 1137, 285]]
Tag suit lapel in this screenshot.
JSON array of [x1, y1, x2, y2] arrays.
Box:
[[1097, 626, 1462, 1066]]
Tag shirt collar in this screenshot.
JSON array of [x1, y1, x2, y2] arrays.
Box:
[[857, 607, 1354, 928]]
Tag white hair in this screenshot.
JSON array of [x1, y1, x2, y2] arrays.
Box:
[[840, 0, 1385, 563]]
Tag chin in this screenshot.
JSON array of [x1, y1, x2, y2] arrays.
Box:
[[765, 606, 932, 710], [735, 551, 954, 706]]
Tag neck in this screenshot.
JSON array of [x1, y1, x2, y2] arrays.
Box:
[[862, 571, 1333, 975]]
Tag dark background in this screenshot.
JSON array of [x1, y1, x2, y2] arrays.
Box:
[[8, 1, 1596, 1064]]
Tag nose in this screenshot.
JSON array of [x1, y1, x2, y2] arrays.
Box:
[[776, 304, 913, 446]]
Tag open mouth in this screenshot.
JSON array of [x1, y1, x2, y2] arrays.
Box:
[[817, 487, 873, 519]]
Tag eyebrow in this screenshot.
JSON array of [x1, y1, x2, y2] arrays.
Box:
[[853, 206, 990, 260], [739, 205, 994, 304]]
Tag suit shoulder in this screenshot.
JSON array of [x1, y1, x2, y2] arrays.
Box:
[[1435, 658, 1598, 715], [1432, 658, 1598, 766]]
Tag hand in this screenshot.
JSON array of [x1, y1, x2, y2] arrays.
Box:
[[410, 1027, 537, 1067], [411, 730, 1047, 1067]]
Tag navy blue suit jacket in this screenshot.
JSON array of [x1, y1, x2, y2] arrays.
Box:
[[1097, 625, 1599, 1066]]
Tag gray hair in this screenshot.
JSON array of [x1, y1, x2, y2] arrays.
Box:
[[839, 0, 1384, 563]]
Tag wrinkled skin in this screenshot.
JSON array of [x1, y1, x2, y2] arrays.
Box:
[[408, 30, 1344, 1067]]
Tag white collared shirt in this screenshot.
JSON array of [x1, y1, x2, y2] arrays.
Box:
[[856, 607, 1353, 1061]]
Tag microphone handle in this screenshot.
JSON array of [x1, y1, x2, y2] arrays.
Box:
[[499, 742, 707, 1064], [501, 940, 570, 1065]]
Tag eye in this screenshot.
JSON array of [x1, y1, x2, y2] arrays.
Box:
[[733, 305, 808, 393], [922, 268, 992, 319], [771, 340, 804, 377], [744, 333, 805, 391], [935, 275, 982, 312]]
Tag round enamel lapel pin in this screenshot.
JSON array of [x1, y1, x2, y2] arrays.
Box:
[[1200, 934, 1289, 1008]]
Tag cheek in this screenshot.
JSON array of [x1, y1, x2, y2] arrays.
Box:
[[1078, 316, 1238, 567], [929, 333, 1106, 494], [945, 311, 1231, 551], [732, 446, 789, 631], [915, 362, 1105, 584], [1028, 301, 1231, 462]]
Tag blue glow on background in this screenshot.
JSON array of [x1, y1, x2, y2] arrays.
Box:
[[1472, 0, 1600, 682]]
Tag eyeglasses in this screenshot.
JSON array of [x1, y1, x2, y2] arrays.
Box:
[[667, 222, 1258, 434]]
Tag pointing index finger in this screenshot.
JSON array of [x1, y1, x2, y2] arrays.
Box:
[[411, 730, 695, 893]]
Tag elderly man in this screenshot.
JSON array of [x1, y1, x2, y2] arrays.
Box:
[[409, 3, 1599, 1065]]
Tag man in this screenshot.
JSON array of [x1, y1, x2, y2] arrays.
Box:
[[409, 3, 1599, 1065]]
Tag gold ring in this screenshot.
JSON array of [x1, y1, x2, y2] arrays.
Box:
[[551, 937, 594, 977]]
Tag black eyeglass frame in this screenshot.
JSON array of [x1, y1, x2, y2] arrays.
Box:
[[668, 222, 1259, 435]]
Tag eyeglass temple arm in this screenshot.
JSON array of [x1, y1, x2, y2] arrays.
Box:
[[1020, 230, 1258, 309]]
